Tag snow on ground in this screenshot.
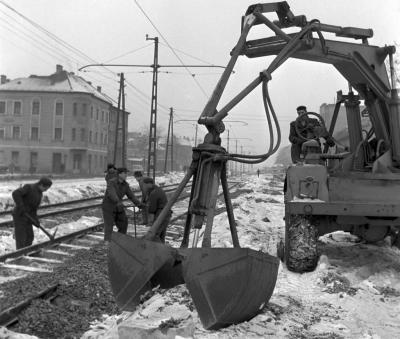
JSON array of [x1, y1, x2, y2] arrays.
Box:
[[2, 172, 400, 338]]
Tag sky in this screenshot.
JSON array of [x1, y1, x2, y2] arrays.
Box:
[[0, 0, 399, 165]]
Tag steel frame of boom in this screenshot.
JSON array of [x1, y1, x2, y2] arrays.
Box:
[[145, 1, 399, 245]]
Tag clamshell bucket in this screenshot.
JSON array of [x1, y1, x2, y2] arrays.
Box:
[[181, 248, 279, 330], [108, 233, 183, 310], [109, 234, 279, 330]]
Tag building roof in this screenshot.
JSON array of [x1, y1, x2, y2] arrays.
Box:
[[0, 68, 114, 104]]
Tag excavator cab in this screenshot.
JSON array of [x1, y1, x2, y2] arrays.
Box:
[[108, 0, 400, 329]]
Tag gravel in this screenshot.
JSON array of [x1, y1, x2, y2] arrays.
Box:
[[1, 242, 119, 339]]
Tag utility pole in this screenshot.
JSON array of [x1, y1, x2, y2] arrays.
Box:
[[194, 124, 198, 147], [146, 35, 159, 180], [164, 107, 174, 173], [113, 73, 126, 167], [235, 140, 238, 175], [79, 57, 228, 176], [241, 145, 244, 176]]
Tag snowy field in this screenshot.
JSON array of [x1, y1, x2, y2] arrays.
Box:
[[1, 172, 400, 338]]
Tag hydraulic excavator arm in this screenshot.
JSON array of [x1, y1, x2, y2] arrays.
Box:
[[109, 2, 399, 330]]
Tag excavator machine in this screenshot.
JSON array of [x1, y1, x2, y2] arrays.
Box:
[[108, 1, 400, 329]]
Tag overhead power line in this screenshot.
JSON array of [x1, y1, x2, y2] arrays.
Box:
[[133, 0, 209, 98]]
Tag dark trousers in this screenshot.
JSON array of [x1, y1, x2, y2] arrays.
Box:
[[155, 211, 172, 243], [13, 213, 34, 249], [102, 207, 128, 241]]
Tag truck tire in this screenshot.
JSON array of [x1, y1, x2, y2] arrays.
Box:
[[285, 214, 319, 272]]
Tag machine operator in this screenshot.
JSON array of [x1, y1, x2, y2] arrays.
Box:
[[289, 105, 335, 163]]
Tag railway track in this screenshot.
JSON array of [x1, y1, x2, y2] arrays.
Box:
[[0, 182, 188, 227], [0, 181, 242, 328]]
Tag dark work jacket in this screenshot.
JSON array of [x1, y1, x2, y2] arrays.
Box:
[[289, 118, 321, 145], [137, 176, 151, 202], [147, 185, 169, 219], [12, 183, 43, 217], [105, 170, 118, 182], [102, 177, 140, 210]]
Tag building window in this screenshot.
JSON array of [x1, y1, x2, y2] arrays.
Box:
[[101, 110, 104, 122], [104, 133, 108, 144], [54, 127, 62, 140], [82, 103, 87, 116], [32, 100, 40, 115], [95, 132, 98, 144], [73, 102, 78, 116], [90, 105, 94, 119], [11, 151, 19, 164], [12, 126, 21, 139], [0, 101, 6, 114], [30, 152, 38, 173], [96, 108, 99, 120], [72, 128, 76, 141], [55, 100, 63, 116], [80, 128, 85, 141], [100, 132, 103, 145], [13, 101, 22, 115], [89, 130, 92, 143], [0, 127, 5, 139], [31, 127, 39, 140]]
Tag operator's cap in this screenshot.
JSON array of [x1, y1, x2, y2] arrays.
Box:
[[296, 105, 307, 112], [117, 167, 129, 174], [107, 163, 116, 170]]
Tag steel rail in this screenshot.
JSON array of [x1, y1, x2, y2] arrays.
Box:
[[0, 182, 184, 216], [0, 224, 104, 262], [0, 182, 239, 262]]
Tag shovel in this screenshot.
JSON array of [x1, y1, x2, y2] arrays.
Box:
[[25, 214, 58, 242]]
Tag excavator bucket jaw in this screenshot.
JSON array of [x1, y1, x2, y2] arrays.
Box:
[[108, 233, 181, 310], [181, 248, 279, 330], [108, 234, 280, 330]]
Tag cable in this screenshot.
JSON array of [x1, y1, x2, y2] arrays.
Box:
[[103, 43, 154, 63], [159, 41, 218, 66], [133, 0, 209, 98]]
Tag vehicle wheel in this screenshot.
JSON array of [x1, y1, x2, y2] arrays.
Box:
[[285, 214, 319, 272]]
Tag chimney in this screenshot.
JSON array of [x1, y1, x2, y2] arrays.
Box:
[[56, 64, 63, 73], [97, 86, 102, 92], [87, 81, 92, 85], [1, 75, 6, 84]]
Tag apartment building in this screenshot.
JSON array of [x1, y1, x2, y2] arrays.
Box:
[[0, 65, 124, 174]]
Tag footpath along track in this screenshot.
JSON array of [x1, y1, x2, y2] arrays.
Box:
[[0, 181, 241, 330]]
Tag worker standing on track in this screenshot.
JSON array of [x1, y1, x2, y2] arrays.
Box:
[[102, 167, 144, 241], [133, 170, 150, 225], [142, 177, 172, 243], [11, 177, 53, 249]]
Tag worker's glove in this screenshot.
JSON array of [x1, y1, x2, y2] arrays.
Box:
[[116, 203, 125, 212]]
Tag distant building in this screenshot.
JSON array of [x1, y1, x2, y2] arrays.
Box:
[[0, 65, 127, 174]]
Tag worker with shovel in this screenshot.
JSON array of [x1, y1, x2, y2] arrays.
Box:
[[11, 177, 53, 249], [142, 177, 172, 243]]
